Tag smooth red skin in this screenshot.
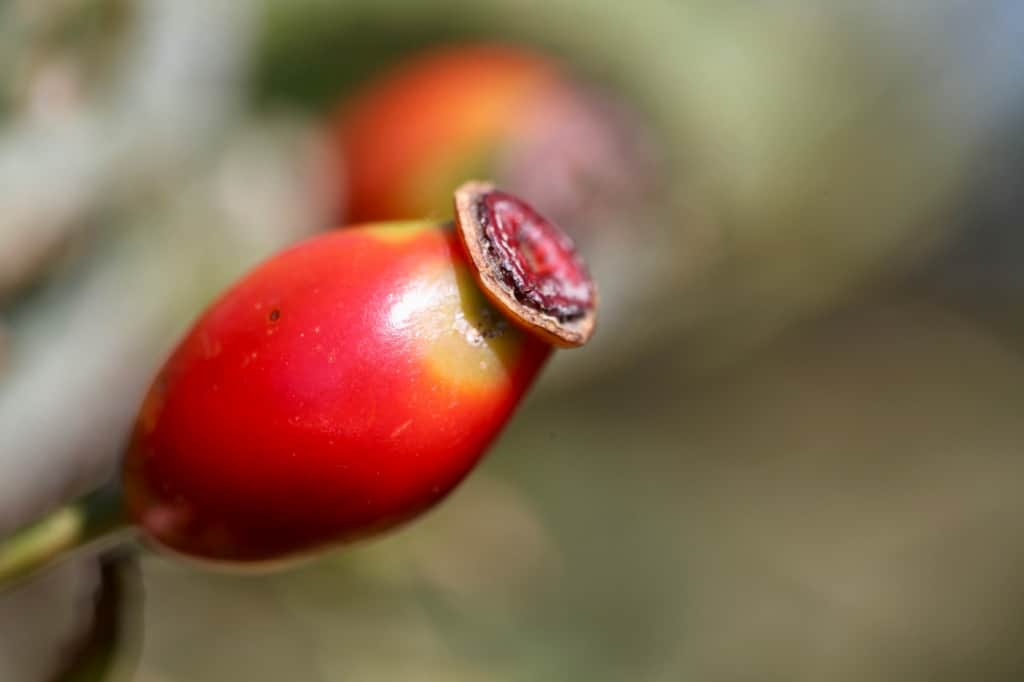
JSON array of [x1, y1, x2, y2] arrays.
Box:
[[124, 224, 550, 563], [336, 44, 557, 222]]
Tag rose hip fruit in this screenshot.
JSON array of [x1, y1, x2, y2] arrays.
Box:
[[336, 44, 558, 223], [122, 184, 595, 564], [333, 43, 655, 234]]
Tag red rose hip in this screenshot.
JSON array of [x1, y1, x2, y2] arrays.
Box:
[[121, 185, 596, 564], [336, 44, 559, 223]]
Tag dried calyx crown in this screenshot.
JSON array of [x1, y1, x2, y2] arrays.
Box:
[[454, 181, 597, 348]]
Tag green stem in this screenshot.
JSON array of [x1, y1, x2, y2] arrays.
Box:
[[0, 483, 134, 592]]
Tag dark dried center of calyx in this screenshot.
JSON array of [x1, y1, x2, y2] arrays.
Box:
[[476, 191, 594, 322]]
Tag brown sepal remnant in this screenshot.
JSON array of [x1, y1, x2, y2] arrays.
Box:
[[454, 181, 597, 348]]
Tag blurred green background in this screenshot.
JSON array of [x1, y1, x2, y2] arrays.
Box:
[[3, 1, 1024, 680]]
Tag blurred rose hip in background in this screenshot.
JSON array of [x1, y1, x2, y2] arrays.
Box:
[[3, 1, 1024, 681]]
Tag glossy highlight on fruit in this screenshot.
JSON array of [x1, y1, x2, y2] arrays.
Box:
[[122, 210, 573, 563]]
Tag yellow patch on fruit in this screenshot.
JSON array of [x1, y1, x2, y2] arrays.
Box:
[[386, 259, 523, 392], [402, 141, 497, 220], [361, 220, 436, 244]]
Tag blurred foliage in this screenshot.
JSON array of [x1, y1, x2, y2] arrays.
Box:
[[251, 5, 481, 112], [55, 552, 143, 682]]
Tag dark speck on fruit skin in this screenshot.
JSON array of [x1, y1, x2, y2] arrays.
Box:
[[269, 309, 281, 322]]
